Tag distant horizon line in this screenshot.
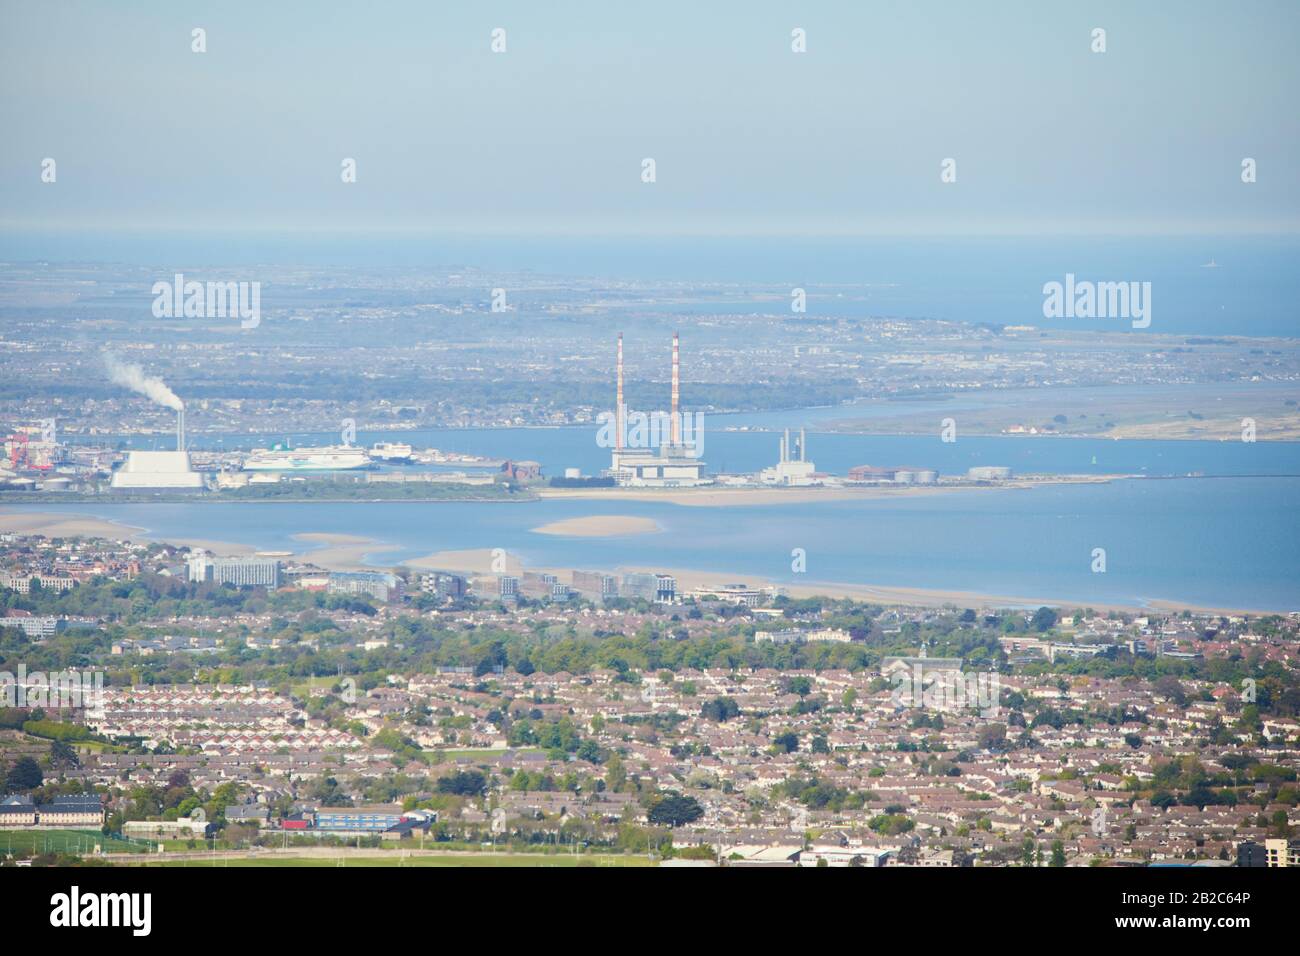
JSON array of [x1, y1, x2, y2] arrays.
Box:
[[2, 225, 1299, 242]]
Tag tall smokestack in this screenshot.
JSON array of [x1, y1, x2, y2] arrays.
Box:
[[177, 407, 186, 453], [800, 427, 806, 462], [783, 428, 790, 464], [671, 331, 680, 445], [616, 334, 624, 452]]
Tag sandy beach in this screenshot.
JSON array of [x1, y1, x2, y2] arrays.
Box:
[[0, 511, 392, 568], [627, 566, 1115, 612], [290, 532, 401, 571], [619, 565, 1266, 616], [396, 548, 1265, 615], [531, 515, 660, 537], [404, 548, 525, 575], [0, 511, 145, 540], [0, 510, 251, 557]]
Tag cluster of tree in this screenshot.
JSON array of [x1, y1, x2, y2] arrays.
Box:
[[506, 715, 585, 756], [370, 727, 425, 765], [867, 812, 915, 836], [17, 719, 93, 743], [1, 755, 44, 792], [1139, 755, 1298, 809], [505, 768, 603, 794], [700, 696, 740, 722], [436, 770, 488, 797], [307, 775, 353, 808], [645, 791, 704, 827], [779, 776, 869, 813], [771, 731, 800, 754]]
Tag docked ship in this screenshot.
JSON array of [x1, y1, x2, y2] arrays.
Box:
[[369, 441, 414, 463], [242, 444, 371, 472]]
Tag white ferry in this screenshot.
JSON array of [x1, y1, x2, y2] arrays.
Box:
[[242, 444, 371, 472]]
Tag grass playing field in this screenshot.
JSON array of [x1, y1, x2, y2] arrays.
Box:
[[0, 829, 150, 856]]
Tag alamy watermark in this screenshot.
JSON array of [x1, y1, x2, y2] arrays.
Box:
[[151, 273, 261, 328], [1042, 273, 1150, 329], [891, 665, 1001, 718], [1, 665, 105, 717], [50, 886, 151, 936], [596, 406, 705, 457]]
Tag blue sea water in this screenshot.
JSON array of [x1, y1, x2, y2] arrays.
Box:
[[5, 473, 1297, 610]]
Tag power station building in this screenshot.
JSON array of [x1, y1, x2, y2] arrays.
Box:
[[109, 408, 203, 491], [110, 451, 204, 491], [606, 333, 709, 487], [759, 428, 819, 486]]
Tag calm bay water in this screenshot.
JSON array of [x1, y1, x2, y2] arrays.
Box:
[[6, 473, 1298, 611]]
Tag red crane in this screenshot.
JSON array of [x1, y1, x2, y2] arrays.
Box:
[[5, 432, 28, 470]]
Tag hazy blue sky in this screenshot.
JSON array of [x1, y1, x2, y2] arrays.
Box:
[[1, 0, 1296, 235]]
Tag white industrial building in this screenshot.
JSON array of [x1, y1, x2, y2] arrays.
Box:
[[611, 443, 708, 487], [759, 428, 818, 486], [109, 450, 204, 491], [109, 409, 203, 491]]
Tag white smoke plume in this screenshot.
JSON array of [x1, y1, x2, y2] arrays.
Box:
[[104, 353, 184, 411]]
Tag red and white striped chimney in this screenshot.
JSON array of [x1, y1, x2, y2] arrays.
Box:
[[671, 331, 680, 445], [616, 333, 624, 451]]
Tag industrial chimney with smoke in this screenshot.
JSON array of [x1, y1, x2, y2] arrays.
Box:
[[106, 357, 203, 492]]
